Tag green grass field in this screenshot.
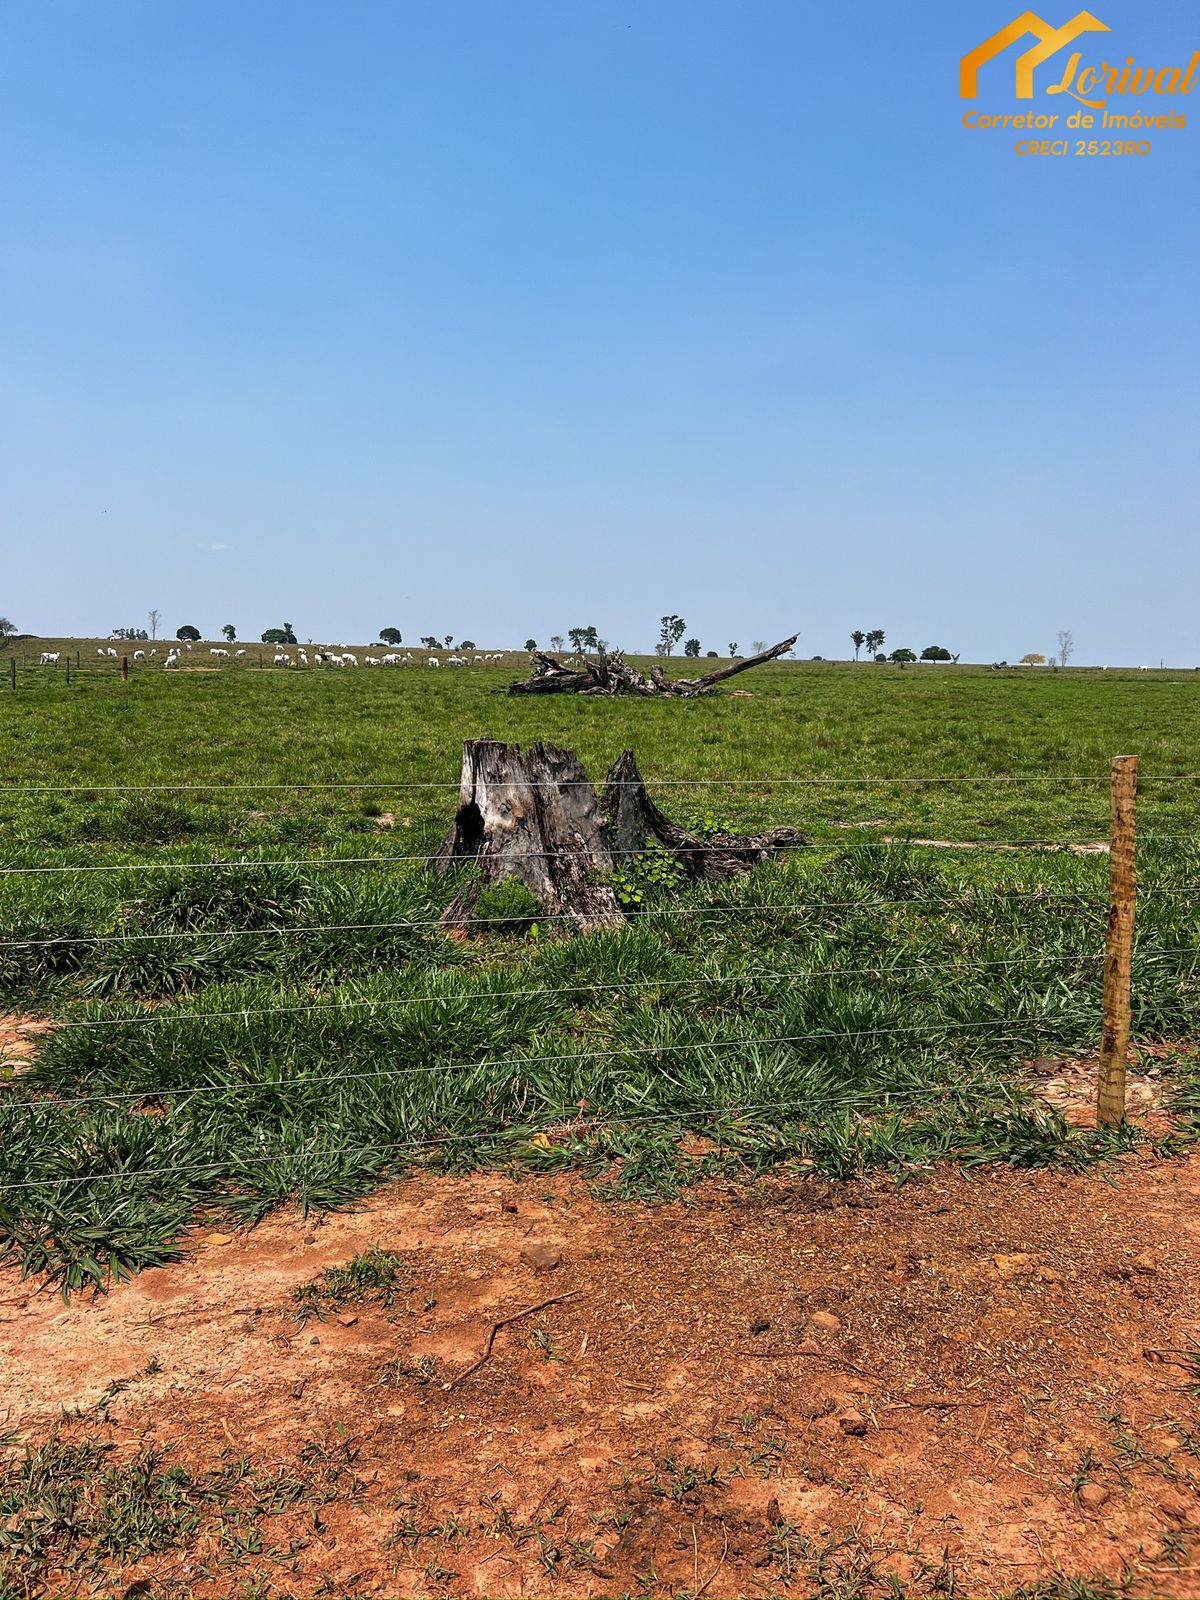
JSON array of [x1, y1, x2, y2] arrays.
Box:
[[3, 648, 1200, 1293]]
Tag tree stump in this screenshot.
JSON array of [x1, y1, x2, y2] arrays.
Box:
[[431, 740, 624, 933], [603, 751, 807, 881], [431, 741, 807, 932]]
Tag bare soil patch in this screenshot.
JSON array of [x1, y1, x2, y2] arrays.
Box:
[[3, 1147, 1200, 1596], [0, 1013, 52, 1077]]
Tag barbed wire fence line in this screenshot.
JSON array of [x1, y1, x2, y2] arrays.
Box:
[[0, 754, 1194, 1222]]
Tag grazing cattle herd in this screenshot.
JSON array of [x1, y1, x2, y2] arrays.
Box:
[[32, 642, 512, 671]]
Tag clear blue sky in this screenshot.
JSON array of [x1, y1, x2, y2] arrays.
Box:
[[3, 1, 1196, 660]]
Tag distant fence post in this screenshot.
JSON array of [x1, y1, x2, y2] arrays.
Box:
[[1097, 755, 1138, 1126], [65, 658, 71, 686], [121, 654, 129, 682], [8, 658, 14, 691]]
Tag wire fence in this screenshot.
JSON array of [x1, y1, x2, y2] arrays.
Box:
[[0, 758, 1194, 1213]]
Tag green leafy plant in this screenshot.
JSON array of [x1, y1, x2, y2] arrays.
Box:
[[610, 843, 687, 908]]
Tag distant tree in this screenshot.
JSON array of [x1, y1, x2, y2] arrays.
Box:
[[920, 645, 952, 661], [148, 608, 161, 640], [549, 635, 564, 653], [176, 624, 201, 642], [890, 647, 917, 663], [865, 629, 885, 656], [111, 627, 149, 640], [851, 629, 866, 661], [568, 625, 601, 656], [261, 627, 288, 645], [379, 627, 402, 646], [0, 617, 14, 639], [706, 649, 718, 657], [658, 615, 686, 656], [873, 653, 887, 664], [222, 623, 237, 642], [728, 642, 738, 657], [1020, 652, 1047, 665], [751, 640, 767, 654], [420, 636, 440, 650], [460, 640, 476, 651], [1056, 629, 1074, 667], [443, 634, 454, 649], [684, 638, 701, 658], [524, 638, 537, 651]]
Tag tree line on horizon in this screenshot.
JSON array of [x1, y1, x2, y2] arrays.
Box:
[[0, 611, 1078, 667]]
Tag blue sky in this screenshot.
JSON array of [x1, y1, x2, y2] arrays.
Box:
[[2, 1, 1197, 660]]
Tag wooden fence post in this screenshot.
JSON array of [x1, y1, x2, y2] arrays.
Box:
[[1097, 754, 1138, 1126], [121, 654, 129, 682], [8, 658, 14, 691]]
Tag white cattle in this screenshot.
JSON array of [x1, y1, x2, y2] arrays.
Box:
[[133, 650, 146, 661], [107, 648, 118, 658], [96, 647, 106, 657], [273, 652, 290, 666], [236, 648, 246, 657], [149, 649, 157, 658], [342, 652, 359, 667], [427, 656, 440, 667], [210, 647, 228, 657], [164, 650, 180, 668], [39, 651, 60, 665]]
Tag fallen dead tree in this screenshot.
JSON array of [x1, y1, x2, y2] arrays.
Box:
[[507, 634, 799, 697], [431, 739, 805, 932]]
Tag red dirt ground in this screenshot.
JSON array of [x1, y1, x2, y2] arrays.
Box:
[[3, 1137, 1200, 1597]]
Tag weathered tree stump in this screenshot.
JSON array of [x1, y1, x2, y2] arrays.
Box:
[[508, 634, 799, 697], [431, 740, 624, 933], [431, 740, 807, 931], [602, 750, 807, 882]]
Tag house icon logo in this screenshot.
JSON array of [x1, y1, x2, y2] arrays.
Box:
[[960, 9, 1110, 98]]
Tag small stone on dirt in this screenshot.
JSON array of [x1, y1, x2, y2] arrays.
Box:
[[202, 1232, 234, 1247], [750, 1317, 770, 1334], [798, 1338, 822, 1355], [502, 1200, 518, 1213], [1160, 1489, 1193, 1523], [808, 1310, 841, 1332], [838, 1408, 868, 1436], [1078, 1483, 1110, 1511], [336, 1312, 359, 1327], [993, 1252, 1033, 1278], [1133, 1250, 1159, 1276], [766, 1495, 784, 1526], [520, 1242, 562, 1272]]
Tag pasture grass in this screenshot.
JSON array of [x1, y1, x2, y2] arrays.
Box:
[[1, 657, 1199, 1294]]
